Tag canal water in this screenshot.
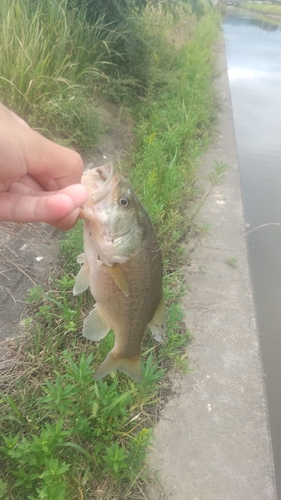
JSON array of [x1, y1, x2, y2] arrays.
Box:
[[223, 10, 281, 499]]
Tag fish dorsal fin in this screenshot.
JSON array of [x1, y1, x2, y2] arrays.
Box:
[[73, 262, 90, 296], [148, 295, 166, 342], [94, 350, 142, 382], [77, 253, 85, 264], [83, 304, 111, 341], [106, 263, 129, 297]]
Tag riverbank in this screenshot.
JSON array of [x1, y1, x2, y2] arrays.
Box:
[[148, 36, 277, 500], [236, 2, 281, 21]]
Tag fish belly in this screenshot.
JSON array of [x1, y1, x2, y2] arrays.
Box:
[[89, 237, 163, 361]]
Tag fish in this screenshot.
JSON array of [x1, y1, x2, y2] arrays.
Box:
[[73, 163, 166, 382]]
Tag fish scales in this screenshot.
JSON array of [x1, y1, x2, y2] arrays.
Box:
[[86, 224, 163, 358]]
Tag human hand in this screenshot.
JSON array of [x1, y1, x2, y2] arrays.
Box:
[[0, 104, 88, 230]]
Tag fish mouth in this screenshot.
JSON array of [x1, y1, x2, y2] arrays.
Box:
[[81, 163, 119, 220]]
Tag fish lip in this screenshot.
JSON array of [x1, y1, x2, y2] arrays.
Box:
[[92, 163, 117, 203], [81, 163, 120, 219], [110, 228, 134, 245], [82, 163, 116, 195], [99, 227, 137, 251], [109, 228, 142, 264]]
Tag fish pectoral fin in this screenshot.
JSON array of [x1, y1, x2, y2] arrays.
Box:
[[77, 253, 85, 264], [83, 304, 111, 341], [106, 263, 129, 297], [73, 262, 90, 296], [148, 295, 166, 342], [94, 351, 142, 382]]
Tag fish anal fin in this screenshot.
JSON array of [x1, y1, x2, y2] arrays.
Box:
[[106, 263, 129, 297], [73, 262, 90, 296], [83, 304, 111, 341], [149, 295, 166, 342], [94, 351, 142, 382]]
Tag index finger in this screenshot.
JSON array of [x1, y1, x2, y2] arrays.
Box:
[[0, 104, 84, 189], [23, 131, 85, 190]]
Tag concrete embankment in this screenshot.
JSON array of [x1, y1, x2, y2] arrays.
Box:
[[149, 38, 277, 500]]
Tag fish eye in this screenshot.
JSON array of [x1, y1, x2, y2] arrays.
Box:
[[119, 197, 130, 208]]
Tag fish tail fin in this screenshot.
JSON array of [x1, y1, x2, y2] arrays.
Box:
[[94, 351, 142, 382]]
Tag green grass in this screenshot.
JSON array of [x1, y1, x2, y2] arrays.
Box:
[[0, 4, 221, 499], [130, 16, 224, 266], [0, 247, 190, 499], [0, 0, 120, 149], [225, 257, 238, 269]]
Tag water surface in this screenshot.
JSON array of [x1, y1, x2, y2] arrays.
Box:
[[223, 10, 281, 499]]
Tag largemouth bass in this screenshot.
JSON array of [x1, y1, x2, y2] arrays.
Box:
[[73, 163, 166, 382]]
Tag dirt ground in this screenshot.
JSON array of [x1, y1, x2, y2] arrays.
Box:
[[0, 102, 133, 363]]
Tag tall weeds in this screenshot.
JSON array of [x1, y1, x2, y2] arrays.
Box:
[[130, 9, 220, 264], [0, 0, 121, 147], [0, 0, 118, 109]]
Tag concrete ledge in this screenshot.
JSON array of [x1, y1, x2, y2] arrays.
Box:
[[149, 38, 277, 500]]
